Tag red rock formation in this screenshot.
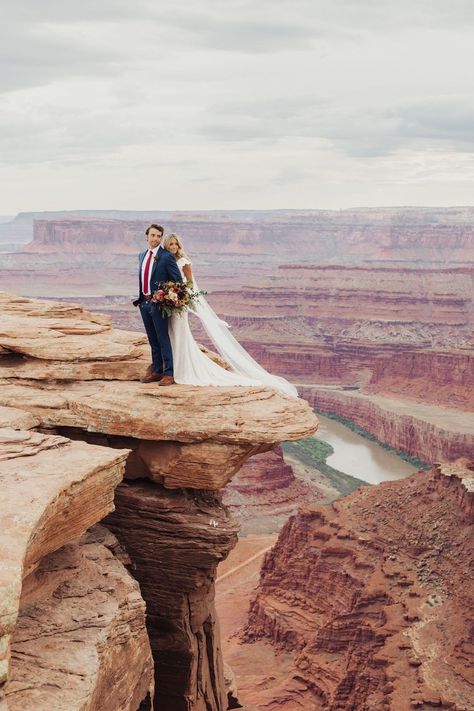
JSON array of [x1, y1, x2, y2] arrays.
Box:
[[212, 264, 473, 393], [24, 262, 472, 414], [0, 291, 318, 710], [242, 460, 474, 711], [219, 264, 473, 325], [8, 526, 153, 711], [105, 482, 239, 711], [2, 214, 473, 424], [0, 422, 154, 710], [301, 386, 474, 464], [2, 207, 473, 295], [19, 207, 474, 264], [367, 349, 474, 410], [222, 446, 324, 534], [27, 218, 143, 255]]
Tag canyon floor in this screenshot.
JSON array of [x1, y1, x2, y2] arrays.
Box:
[[216, 534, 295, 709]]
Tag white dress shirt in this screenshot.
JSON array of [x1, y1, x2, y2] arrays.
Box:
[[141, 246, 160, 295]]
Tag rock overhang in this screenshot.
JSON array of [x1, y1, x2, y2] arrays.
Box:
[[0, 291, 318, 489]]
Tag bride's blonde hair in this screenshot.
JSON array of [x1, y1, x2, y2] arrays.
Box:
[[163, 233, 190, 261]]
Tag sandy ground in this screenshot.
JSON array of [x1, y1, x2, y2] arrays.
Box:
[[216, 534, 295, 708]]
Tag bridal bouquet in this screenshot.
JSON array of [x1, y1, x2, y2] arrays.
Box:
[[152, 281, 206, 317]]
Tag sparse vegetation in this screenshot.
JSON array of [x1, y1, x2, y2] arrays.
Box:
[[315, 409, 430, 470], [282, 437, 368, 497]]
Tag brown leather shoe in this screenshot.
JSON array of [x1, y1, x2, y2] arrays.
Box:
[[140, 371, 164, 383], [158, 375, 175, 386]]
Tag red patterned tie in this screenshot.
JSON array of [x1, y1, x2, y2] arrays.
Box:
[[142, 250, 153, 294]]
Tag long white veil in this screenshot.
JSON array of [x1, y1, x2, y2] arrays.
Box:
[[190, 272, 298, 398], [159, 234, 298, 398]]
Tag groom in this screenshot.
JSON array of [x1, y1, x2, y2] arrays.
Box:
[[133, 223, 183, 386]]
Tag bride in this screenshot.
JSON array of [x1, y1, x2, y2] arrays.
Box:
[[162, 233, 297, 398]]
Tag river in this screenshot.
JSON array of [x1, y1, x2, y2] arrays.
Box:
[[316, 413, 418, 485]]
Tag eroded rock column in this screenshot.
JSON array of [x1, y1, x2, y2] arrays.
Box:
[[106, 482, 239, 711]]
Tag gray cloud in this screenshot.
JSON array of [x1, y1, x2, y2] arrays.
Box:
[[201, 91, 474, 157], [154, 9, 321, 53], [1, 0, 155, 23], [1, 0, 473, 212], [394, 100, 474, 145]]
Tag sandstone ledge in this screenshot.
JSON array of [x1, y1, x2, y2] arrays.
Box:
[[0, 291, 318, 490], [0, 381, 315, 445], [0, 381, 317, 489], [0, 406, 38, 431], [0, 429, 128, 695], [6, 525, 153, 711]]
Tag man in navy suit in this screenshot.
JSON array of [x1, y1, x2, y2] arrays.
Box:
[[133, 224, 183, 385]]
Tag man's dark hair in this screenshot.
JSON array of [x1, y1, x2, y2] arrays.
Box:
[[145, 223, 164, 236]]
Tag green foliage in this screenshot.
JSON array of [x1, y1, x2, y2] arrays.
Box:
[[315, 409, 430, 470], [282, 437, 368, 497]]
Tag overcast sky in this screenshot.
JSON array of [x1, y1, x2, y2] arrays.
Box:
[[1, 0, 473, 213]]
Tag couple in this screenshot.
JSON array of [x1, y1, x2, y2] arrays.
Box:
[[134, 223, 297, 397]]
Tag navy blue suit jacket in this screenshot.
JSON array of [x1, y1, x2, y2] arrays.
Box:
[[133, 247, 183, 306]]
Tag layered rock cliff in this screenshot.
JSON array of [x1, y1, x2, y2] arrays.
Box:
[[0, 290, 318, 710], [301, 386, 474, 465], [10, 259, 471, 413], [2, 207, 474, 297], [222, 446, 324, 535], [213, 264, 474, 397], [0, 424, 153, 711], [17, 207, 474, 264], [2, 215, 472, 463], [243, 460, 474, 711]]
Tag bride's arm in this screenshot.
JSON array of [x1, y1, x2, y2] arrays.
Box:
[[182, 263, 193, 285]]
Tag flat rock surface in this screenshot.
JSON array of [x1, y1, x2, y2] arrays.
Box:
[[0, 292, 146, 362], [0, 291, 317, 452], [0, 380, 316, 445]]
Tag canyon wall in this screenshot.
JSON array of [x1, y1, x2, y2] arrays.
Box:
[[16, 207, 474, 264], [242, 460, 474, 711], [222, 446, 325, 535], [11, 260, 471, 409], [213, 263, 473, 387], [0, 426, 154, 711], [301, 386, 474, 464], [2, 206, 474, 282]]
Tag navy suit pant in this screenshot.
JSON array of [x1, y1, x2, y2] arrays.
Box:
[[139, 301, 174, 376]]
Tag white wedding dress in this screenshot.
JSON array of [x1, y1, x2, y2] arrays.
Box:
[[169, 258, 298, 397]]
